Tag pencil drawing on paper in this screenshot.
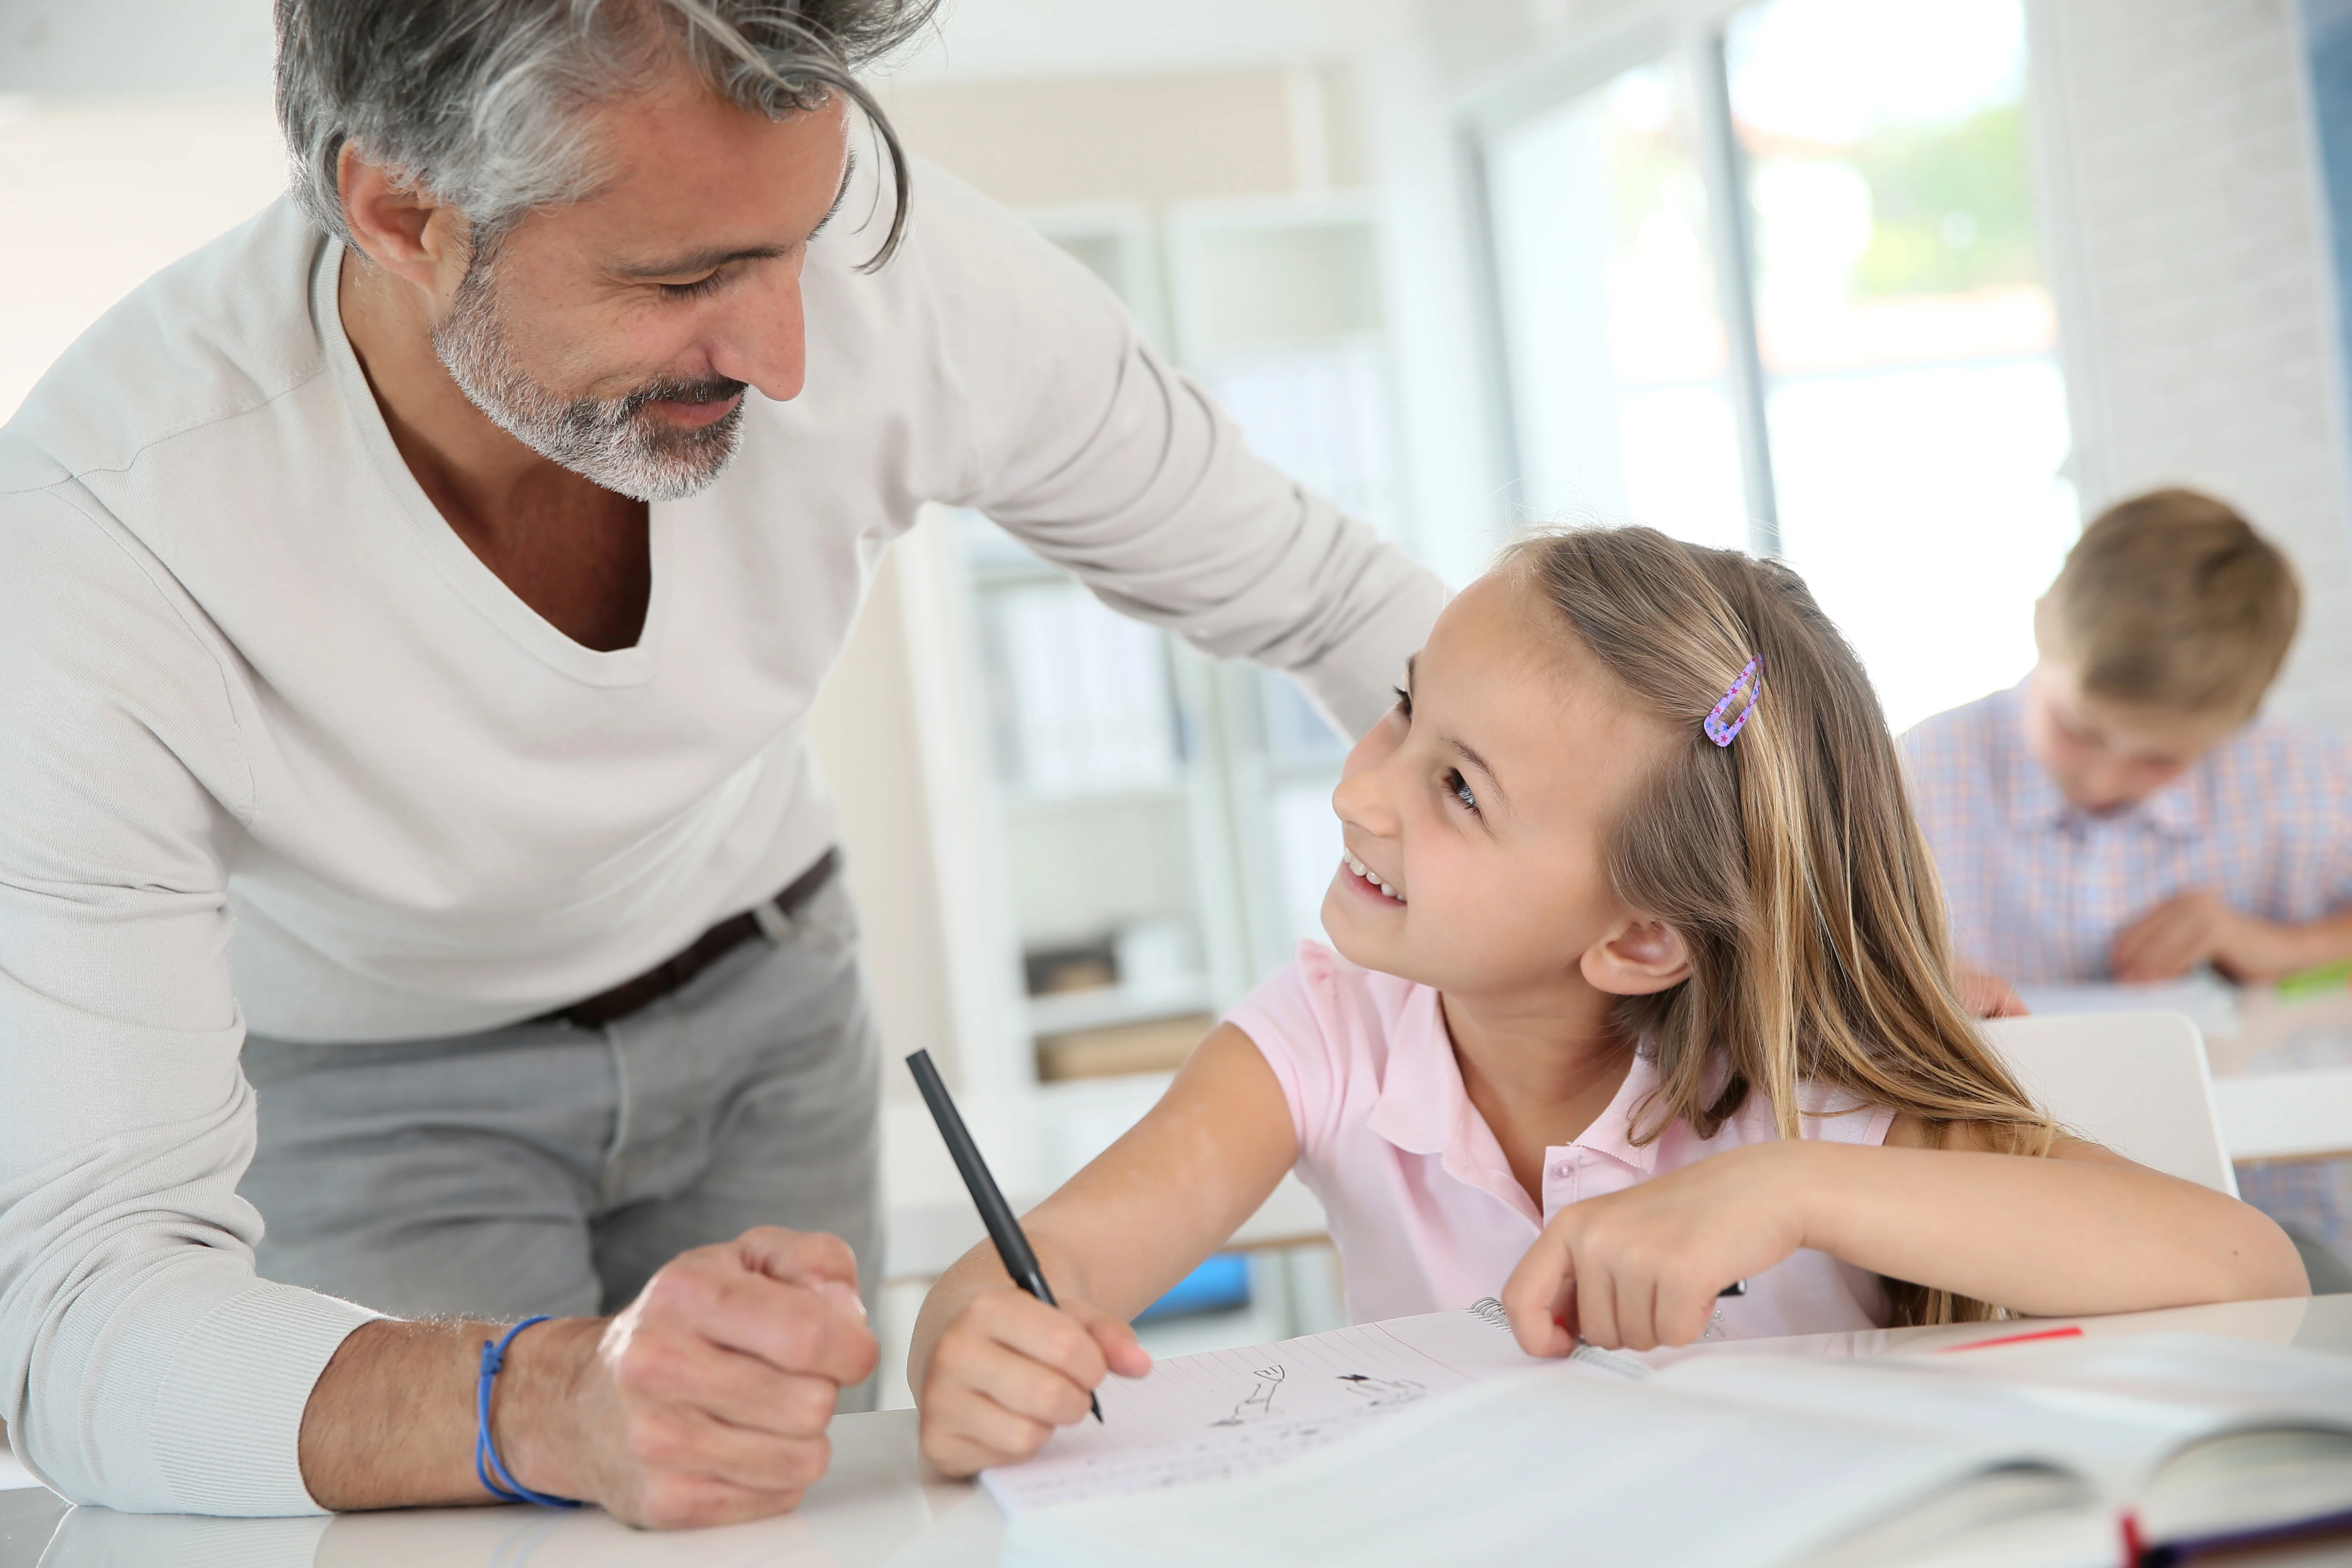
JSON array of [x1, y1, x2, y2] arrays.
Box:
[[1335, 1372, 1426, 1409], [1203, 1362, 1432, 1429], [1213, 1365, 1287, 1425]]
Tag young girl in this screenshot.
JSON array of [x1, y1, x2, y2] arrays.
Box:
[[910, 527, 2304, 1477]]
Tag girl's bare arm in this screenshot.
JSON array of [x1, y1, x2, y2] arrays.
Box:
[[1803, 1119, 2307, 1316], [1503, 1124, 2306, 1356]]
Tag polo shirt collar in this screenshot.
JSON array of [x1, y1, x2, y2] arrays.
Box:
[[1364, 987, 1663, 1178], [1364, 983, 1465, 1157], [1574, 1052, 1666, 1176]]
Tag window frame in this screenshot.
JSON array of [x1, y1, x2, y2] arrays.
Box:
[[1462, 17, 1781, 558]]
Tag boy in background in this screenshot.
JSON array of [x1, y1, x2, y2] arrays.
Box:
[[1904, 487, 2352, 1283]]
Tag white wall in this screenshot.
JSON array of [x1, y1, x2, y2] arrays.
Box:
[[880, 4, 1504, 585], [0, 102, 286, 421], [0, 0, 274, 96], [884, 0, 1407, 80]]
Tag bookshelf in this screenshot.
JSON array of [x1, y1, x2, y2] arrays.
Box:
[[949, 508, 1246, 1084]]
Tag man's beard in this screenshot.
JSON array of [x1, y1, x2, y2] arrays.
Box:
[[432, 260, 748, 504]]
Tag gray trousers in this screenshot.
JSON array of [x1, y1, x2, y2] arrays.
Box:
[[238, 875, 883, 1367]]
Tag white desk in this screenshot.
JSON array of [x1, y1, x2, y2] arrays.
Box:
[[2011, 979, 2352, 1166], [6, 1293, 2347, 1568], [2205, 985, 2352, 1162]]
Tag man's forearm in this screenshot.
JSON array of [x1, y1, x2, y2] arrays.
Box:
[[298, 1315, 600, 1509], [295, 1229, 875, 1526]]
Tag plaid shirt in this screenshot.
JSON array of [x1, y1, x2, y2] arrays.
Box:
[[1901, 682, 2352, 984]]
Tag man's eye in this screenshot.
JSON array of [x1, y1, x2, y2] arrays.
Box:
[[1446, 769, 1478, 813], [1393, 686, 1412, 720], [660, 272, 725, 300]]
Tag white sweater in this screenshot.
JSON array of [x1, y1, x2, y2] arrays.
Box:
[[0, 160, 1444, 1514]]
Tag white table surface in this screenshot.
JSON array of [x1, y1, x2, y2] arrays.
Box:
[[6, 1292, 2347, 1568], [2204, 984, 2352, 1162]]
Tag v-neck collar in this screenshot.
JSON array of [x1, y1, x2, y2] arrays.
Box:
[[314, 238, 674, 689]]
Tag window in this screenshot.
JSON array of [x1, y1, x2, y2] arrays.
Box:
[[1487, 62, 1750, 551], [1481, 0, 2074, 732]]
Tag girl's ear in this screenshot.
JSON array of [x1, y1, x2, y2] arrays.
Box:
[[1581, 916, 1691, 996]]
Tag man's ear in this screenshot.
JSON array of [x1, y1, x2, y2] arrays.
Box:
[[1579, 916, 1691, 997], [337, 144, 472, 299]]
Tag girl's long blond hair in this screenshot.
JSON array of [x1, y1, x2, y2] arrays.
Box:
[[1510, 526, 2053, 1326]]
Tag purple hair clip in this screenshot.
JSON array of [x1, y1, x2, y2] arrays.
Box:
[[1704, 656, 1764, 747]]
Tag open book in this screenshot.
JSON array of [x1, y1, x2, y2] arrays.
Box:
[[994, 1308, 2352, 1568]]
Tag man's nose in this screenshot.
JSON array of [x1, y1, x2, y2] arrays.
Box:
[[708, 264, 808, 403]]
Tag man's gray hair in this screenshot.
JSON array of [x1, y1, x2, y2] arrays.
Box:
[[275, 0, 939, 269]]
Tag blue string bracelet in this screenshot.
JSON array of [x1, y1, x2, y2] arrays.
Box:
[[475, 1316, 584, 1509]]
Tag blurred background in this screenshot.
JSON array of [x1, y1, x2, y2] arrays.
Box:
[[6, 0, 2352, 1391]]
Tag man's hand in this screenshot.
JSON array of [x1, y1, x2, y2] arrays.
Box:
[[2110, 889, 2301, 983], [556, 1228, 880, 1526], [299, 1226, 876, 1528], [916, 1285, 1150, 1477]]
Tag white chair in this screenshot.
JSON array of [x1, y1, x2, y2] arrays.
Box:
[[1977, 1011, 2239, 1196]]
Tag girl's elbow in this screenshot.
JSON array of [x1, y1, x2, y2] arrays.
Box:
[[2226, 1212, 2313, 1302]]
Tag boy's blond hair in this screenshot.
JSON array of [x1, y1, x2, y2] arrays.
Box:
[[2044, 488, 2300, 720]]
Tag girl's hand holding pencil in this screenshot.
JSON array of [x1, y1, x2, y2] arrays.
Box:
[[917, 1285, 1150, 1475]]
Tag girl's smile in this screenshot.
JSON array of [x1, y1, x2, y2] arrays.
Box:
[[1340, 849, 1405, 904]]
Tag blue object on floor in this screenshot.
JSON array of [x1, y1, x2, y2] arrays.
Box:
[[1133, 1252, 1252, 1322]]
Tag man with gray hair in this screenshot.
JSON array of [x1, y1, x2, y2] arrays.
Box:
[[0, 0, 1441, 1528]]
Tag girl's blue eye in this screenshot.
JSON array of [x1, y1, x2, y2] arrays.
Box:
[[1446, 769, 1478, 813]]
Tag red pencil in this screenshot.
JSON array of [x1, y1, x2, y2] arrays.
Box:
[[1937, 1325, 2088, 1353]]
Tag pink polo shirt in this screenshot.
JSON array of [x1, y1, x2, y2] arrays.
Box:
[[1227, 941, 1897, 1337]]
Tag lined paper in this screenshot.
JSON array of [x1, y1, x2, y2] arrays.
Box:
[[981, 1304, 1552, 1511]]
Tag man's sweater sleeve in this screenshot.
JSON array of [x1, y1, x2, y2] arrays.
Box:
[[910, 165, 1449, 741], [0, 485, 378, 1514]]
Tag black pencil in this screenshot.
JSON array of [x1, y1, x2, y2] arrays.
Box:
[[906, 1050, 1103, 1423]]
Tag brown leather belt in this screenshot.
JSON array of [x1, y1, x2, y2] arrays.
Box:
[[546, 847, 841, 1029]]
